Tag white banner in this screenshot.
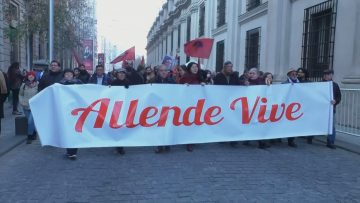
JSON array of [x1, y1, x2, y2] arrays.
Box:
[[30, 83, 333, 148]]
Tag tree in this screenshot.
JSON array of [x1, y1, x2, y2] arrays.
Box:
[[3, 0, 96, 65]]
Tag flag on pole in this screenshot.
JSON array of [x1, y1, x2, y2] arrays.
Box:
[[110, 46, 135, 64], [184, 38, 214, 59]]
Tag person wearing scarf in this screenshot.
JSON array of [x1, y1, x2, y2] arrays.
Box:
[[19, 71, 38, 144]]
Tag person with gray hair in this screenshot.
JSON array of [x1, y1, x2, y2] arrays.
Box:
[[243, 67, 271, 149]]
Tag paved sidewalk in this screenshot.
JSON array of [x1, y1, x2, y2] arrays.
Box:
[[0, 102, 27, 157]]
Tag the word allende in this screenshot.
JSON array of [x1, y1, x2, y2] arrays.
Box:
[[71, 97, 303, 133]]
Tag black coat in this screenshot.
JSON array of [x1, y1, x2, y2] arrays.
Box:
[[126, 68, 143, 85], [77, 70, 90, 84], [213, 72, 240, 86], [155, 76, 176, 84], [111, 79, 129, 88], [0, 71, 9, 119], [59, 79, 83, 85], [328, 81, 341, 113], [38, 70, 64, 91]]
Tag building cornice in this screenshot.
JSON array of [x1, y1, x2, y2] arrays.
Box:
[[212, 24, 228, 37], [238, 1, 268, 25]]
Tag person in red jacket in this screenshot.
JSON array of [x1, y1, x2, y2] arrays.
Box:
[[178, 62, 205, 152]]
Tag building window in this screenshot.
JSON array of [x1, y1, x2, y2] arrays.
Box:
[[177, 24, 181, 49], [217, 0, 226, 27], [186, 16, 191, 42], [171, 31, 174, 55], [9, 2, 19, 22], [246, 0, 261, 12], [199, 4, 205, 37], [10, 33, 19, 63], [301, 0, 337, 81], [245, 27, 261, 70], [165, 38, 168, 55], [216, 40, 225, 73]]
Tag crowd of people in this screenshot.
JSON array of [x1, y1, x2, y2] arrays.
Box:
[[0, 59, 341, 160]]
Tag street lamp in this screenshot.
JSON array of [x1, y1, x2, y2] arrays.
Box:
[[49, 0, 54, 62]]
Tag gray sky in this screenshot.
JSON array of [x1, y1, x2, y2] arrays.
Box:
[[97, 0, 166, 57]]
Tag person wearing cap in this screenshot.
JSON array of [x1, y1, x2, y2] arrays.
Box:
[[110, 68, 130, 155], [153, 64, 176, 154], [323, 69, 341, 149], [19, 71, 39, 144], [214, 61, 241, 148], [281, 68, 300, 147], [60, 69, 83, 160]]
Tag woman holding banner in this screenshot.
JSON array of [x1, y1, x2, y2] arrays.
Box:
[[60, 69, 83, 160], [179, 62, 205, 152], [243, 68, 271, 149]]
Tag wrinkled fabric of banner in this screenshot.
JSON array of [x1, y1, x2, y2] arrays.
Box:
[[29, 83, 333, 148]]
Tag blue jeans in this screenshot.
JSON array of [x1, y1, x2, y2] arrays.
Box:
[[23, 109, 35, 135], [328, 113, 336, 145]]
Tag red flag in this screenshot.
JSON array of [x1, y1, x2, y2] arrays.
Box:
[[140, 55, 145, 66], [184, 38, 214, 59], [110, 46, 135, 64]]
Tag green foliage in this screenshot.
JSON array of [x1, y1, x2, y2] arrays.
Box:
[[3, 0, 96, 52]]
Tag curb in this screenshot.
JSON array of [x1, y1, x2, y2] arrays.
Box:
[[314, 135, 360, 155], [0, 136, 27, 157]]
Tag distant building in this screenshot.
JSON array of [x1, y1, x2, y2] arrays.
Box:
[[0, 0, 97, 72], [146, 0, 360, 88]]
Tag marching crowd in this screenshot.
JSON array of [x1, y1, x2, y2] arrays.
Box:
[[0, 59, 341, 160]]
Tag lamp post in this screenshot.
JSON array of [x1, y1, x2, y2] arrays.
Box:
[[49, 0, 54, 62]]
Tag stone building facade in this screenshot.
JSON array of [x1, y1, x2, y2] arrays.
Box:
[[147, 0, 360, 88]]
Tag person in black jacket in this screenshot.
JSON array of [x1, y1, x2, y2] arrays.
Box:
[[60, 69, 83, 160], [7, 62, 24, 115], [323, 69, 341, 149], [0, 70, 8, 135], [214, 61, 241, 148], [110, 68, 129, 155], [153, 65, 176, 153], [38, 60, 63, 91], [124, 62, 143, 85], [77, 64, 90, 84]]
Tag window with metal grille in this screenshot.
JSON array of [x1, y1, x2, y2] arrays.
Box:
[[216, 40, 225, 73], [186, 16, 191, 42], [301, 0, 337, 81], [217, 0, 226, 27], [245, 27, 261, 70], [199, 4, 205, 37], [246, 0, 261, 12]]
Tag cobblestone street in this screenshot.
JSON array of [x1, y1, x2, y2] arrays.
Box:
[[0, 139, 359, 202]]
